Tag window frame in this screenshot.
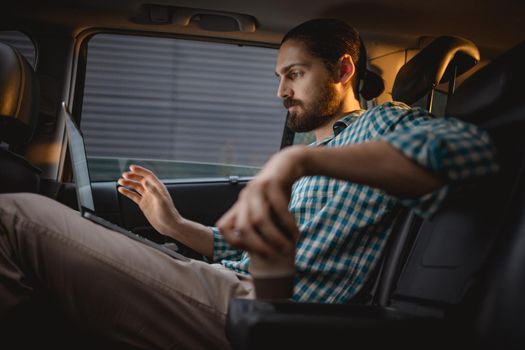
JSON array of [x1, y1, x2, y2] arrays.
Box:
[[67, 28, 287, 184]]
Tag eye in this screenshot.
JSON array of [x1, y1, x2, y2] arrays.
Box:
[[287, 70, 303, 80]]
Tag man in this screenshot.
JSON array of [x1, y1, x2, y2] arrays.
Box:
[[0, 19, 497, 349]]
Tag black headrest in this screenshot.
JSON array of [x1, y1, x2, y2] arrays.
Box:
[[0, 42, 39, 146], [446, 41, 525, 127], [392, 36, 480, 105]]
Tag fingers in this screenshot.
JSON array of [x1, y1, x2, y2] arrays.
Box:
[[117, 177, 145, 195], [120, 171, 143, 182], [119, 164, 159, 190], [239, 190, 295, 253], [128, 165, 162, 186], [217, 182, 298, 257], [217, 204, 241, 244], [124, 165, 168, 196], [128, 164, 154, 176], [117, 186, 142, 205], [267, 189, 300, 241], [218, 207, 275, 259]]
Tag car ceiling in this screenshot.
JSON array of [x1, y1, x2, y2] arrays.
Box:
[[3, 0, 524, 58]]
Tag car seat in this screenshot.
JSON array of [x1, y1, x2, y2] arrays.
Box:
[[225, 40, 525, 350], [0, 41, 41, 193], [392, 35, 479, 111]]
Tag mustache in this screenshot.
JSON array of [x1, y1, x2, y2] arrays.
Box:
[[283, 98, 302, 109]]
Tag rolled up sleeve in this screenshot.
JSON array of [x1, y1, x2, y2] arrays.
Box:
[[379, 107, 499, 216]]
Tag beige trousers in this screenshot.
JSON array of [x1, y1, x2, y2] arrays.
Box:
[[0, 193, 255, 349]]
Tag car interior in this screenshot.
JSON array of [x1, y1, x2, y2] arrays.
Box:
[[1, 0, 524, 349]]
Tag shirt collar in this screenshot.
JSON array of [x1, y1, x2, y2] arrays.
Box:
[[316, 109, 365, 145]]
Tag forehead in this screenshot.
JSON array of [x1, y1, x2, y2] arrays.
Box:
[[276, 39, 321, 72]]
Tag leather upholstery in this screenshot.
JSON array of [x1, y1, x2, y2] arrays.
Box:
[[226, 40, 525, 350], [0, 41, 41, 193], [392, 36, 479, 105], [446, 41, 525, 125], [0, 41, 39, 146]]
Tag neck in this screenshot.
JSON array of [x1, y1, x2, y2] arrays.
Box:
[[313, 97, 362, 142]]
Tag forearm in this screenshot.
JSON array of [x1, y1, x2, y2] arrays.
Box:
[[216, 140, 444, 258], [296, 141, 444, 197], [167, 218, 215, 260]]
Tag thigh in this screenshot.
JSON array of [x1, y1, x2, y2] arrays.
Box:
[[0, 193, 254, 349]]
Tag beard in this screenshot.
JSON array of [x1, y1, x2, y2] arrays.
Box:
[[285, 83, 341, 133]]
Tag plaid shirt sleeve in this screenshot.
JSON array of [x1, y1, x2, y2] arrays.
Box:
[[379, 105, 499, 217], [211, 226, 244, 262]]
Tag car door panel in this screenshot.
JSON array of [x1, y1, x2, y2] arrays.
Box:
[[57, 180, 247, 242], [118, 180, 247, 232]]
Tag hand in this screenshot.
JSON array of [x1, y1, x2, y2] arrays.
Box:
[[217, 146, 305, 258], [117, 165, 181, 237]]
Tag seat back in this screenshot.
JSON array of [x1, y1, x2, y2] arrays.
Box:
[[378, 41, 525, 327], [392, 36, 479, 112], [0, 41, 41, 193], [448, 40, 525, 349], [225, 41, 525, 350], [358, 36, 479, 304]]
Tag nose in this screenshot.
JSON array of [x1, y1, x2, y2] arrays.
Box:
[[277, 79, 291, 99]]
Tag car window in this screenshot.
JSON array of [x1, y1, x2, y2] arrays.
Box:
[[81, 33, 286, 182], [0, 31, 36, 68]]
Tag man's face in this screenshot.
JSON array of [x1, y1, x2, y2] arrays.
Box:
[[275, 39, 342, 133]]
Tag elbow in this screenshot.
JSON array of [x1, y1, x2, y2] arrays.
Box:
[[416, 171, 445, 196]]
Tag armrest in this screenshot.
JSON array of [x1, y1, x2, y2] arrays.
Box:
[[226, 298, 446, 350]]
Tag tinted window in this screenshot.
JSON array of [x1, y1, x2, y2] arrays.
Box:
[[81, 34, 286, 181]]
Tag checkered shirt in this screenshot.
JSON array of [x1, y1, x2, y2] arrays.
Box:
[[211, 101, 499, 303]]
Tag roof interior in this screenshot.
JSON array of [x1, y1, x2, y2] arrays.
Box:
[[3, 0, 524, 58]]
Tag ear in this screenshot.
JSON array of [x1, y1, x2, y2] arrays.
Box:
[[338, 55, 356, 85]]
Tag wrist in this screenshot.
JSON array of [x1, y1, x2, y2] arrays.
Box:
[[282, 145, 309, 183], [164, 211, 185, 238]]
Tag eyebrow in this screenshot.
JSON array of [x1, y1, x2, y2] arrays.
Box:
[[275, 63, 310, 77]]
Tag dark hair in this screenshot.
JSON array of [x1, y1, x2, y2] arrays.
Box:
[[281, 18, 384, 100]]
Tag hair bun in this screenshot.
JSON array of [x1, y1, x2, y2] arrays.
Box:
[[360, 69, 385, 100]]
